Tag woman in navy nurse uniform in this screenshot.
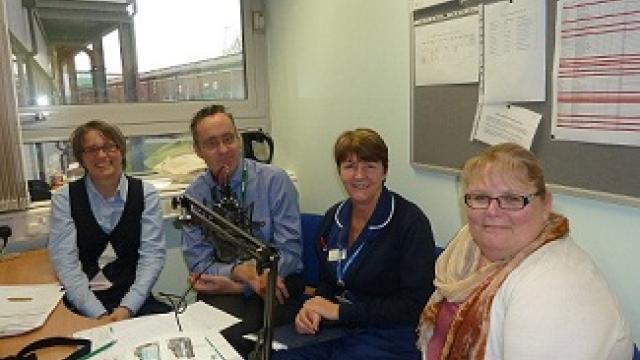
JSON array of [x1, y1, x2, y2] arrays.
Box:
[[274, 128, 436, 359]]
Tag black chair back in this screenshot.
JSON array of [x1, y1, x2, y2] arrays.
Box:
[[241, 129, 274, 164]]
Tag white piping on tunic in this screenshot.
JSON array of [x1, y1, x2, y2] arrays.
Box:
[[333, 194, 395, 230]]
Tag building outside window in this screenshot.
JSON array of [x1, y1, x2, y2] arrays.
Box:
[[0, 0, 268, 210]]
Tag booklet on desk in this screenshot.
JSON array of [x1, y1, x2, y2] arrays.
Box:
[[0, 283, 63, 337], [74, 301, 242, 359], [243, 323, 348, 351]]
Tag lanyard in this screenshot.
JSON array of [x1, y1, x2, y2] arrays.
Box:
[[240, 159, 248, 207], [336, 228, 369, 286], [331, 192, 394, 287]]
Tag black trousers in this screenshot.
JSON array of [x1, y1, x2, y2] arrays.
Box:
[[197, 273, 305, 359]]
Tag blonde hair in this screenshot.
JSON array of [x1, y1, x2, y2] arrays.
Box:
[[461, 143, 546, 195]]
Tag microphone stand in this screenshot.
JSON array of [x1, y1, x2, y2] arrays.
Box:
[[172, 194, 279, 360]]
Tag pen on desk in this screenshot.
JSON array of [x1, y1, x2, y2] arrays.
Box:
[[205, 336, 227, 360], [78, 339, 117, 360], [7, 297, 33, 302]]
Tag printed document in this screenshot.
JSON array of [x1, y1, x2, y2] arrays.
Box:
[[0, 283, 63, 337], [414, 14, 479, 86], [552, 0, 640, 147], [74, 301, 241, 359], [472, 104, 541, 149], [483, 0, 546, 102], [411, 0, 452, 11]]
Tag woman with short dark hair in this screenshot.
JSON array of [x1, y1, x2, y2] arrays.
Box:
[[49, 120, 169, 321], [276, 128, 436, 359]]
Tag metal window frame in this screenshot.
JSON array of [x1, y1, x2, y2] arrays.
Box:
[[14, 0, 269, 143]]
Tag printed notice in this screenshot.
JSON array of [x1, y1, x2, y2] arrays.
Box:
[[552, 0, 640, 147], [472, 104, 542, 149], [414, 14, 479, 86], [483, 0, 546, 102]]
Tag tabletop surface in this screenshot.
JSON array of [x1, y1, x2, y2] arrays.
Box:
[[0, 249, 107, 359]]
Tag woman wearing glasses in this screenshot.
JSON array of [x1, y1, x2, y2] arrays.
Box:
[[48, 120, 169, 321], [418, 143, 632, 359]]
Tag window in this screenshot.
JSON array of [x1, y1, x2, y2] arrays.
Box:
[[2, 0, 268, 189], [10, 0, 267, 141]]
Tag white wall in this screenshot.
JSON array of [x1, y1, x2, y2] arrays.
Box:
[[265, 0, 640, 343]]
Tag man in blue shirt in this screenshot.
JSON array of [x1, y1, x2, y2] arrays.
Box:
[[182, 104, 304, 357], [48, 120, 168, 321]]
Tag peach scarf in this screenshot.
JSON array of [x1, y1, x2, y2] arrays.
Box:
[[418, 213, 569, 360]]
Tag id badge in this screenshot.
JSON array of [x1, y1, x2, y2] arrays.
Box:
[[328, 249, 346, 262]]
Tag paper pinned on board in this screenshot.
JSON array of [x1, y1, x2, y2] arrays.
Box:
[[482, 0, 546, 102], [414, 13, 480, 86], [471, 104, 542, 149], [411, 0, 452, 11]]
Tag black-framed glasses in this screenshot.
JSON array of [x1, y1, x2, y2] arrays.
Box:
[[82, 143, 119, 156], [464, 192, 541, 210]]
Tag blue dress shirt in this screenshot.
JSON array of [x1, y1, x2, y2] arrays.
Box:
[[182, 159, 302, 281], [48, 174, 166, 318]]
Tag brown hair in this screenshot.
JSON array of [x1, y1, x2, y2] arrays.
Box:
[[334, 128, 388, 172], [461, 143, 546, 196], [190, 104, 236, 146], [70, 120, 126, 167]]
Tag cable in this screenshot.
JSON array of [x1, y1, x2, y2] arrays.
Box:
[[158, 255, 218, 332]]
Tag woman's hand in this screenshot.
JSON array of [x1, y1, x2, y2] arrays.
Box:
[[295, 306, 321, 335], [189, 273, 243, 294], [304, 296, 340, 321], [294, 296, 340, 335], [108, 306, 132, 321]]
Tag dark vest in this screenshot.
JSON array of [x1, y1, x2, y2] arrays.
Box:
[[69, 176, 143, 302]]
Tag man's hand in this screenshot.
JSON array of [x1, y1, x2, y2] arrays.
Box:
[[230, 262, 290, 304], [190, 273, 243, 294], [230, 262, 265, 296], [108, 306, 132, 322], [230, 262, 258, 284], [273, 275, 290, 304]]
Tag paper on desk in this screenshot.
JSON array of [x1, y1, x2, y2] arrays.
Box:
[[180, 300, 241, 331], [0, 283, 63, 337], [74, 301, 240, 358], [122, 331, 242, 360]]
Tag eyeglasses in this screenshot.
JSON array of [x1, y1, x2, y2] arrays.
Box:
[[82, 143, 119, 156], [464, 192, 541, 210], [199, 133, 237, 151]]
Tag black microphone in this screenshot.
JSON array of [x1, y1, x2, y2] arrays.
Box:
[[208, 165, 252, 262]]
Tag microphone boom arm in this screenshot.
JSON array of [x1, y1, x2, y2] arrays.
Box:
[[172, 194, 279, 360]]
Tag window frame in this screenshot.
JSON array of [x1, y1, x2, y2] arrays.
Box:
[[15, 0, 269, 143]]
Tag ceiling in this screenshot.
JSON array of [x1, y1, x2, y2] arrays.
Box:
[[31, 0, 133, 48]]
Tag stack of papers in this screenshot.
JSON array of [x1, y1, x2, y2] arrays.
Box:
[[74, 301, 242, 359], [0, 284, 63, 337]]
